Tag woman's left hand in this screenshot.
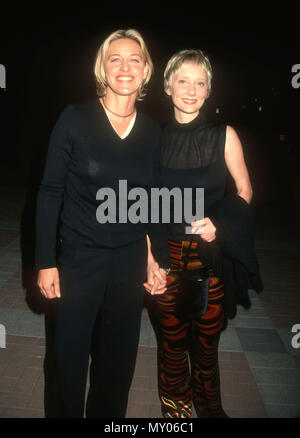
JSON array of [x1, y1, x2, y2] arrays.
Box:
[[190, 217, 216, 242]]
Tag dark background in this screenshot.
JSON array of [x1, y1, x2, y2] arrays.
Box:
[[0, 4, 299, 218], [0, 6, 299, 416]]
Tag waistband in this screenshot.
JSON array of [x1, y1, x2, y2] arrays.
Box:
[[168, 238, 203, 269]]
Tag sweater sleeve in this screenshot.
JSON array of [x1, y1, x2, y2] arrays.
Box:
[[146, 125, 170, 270], [35, 105, 75, 269]]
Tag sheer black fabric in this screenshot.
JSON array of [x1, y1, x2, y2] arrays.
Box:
[[161, 113, 225, 170], [160, 113, 227, 241]]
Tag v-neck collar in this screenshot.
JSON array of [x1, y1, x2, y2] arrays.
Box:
[[95, 97, 138, 141], [119, 113, 137, 139]]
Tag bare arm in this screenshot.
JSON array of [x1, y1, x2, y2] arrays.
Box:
[[224, 125, 253, 204], [191, 125, 253, 240], [144, 235, 167, 295]]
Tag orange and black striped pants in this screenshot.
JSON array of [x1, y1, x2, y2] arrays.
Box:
[[148, 239, 227, 418]]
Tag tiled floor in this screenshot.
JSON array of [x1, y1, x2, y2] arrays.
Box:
[[0, 187, 300, 418]]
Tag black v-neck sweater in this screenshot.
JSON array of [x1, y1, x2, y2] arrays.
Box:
[[35, 98, 169, 269]]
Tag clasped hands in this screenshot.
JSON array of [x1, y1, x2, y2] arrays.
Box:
[[38, 219, 216, 299], [143, 260, 168, 295]]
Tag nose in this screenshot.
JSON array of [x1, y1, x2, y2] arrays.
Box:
[[187, 84, 196, 95], [120, 59, 130, 71]]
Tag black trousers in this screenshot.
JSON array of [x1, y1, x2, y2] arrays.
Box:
[[45, 237, 147, 418]]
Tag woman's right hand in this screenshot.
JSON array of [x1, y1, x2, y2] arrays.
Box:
[[37, 267, 61, 299]]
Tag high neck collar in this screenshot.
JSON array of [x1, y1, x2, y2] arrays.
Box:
[[172, 112, 207, 131]]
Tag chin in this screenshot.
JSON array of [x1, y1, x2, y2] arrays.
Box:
[[116, 88, 139, 97], [182, 108, 200, 115]]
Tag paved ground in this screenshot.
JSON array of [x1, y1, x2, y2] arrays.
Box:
[[0, 186, 300, 418]]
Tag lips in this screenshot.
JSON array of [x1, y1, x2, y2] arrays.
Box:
[[182, 99, 197, 104], [116, 75, 134, 81]]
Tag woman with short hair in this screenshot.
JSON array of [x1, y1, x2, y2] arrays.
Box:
[[36, 29, 169, 418], [146, 49, 262, 418]]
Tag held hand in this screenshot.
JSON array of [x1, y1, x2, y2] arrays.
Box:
[[143, 260, 167, 295], [37, 267, 61, 299], [191, 217, 216, 242]]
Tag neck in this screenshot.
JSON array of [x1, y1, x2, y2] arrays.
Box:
[[103, 89, 137, 118], [174, 108, 199, 124]]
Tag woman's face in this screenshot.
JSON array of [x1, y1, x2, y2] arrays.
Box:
[[104, 38, 148, 98], [166, 62, 208, 122]]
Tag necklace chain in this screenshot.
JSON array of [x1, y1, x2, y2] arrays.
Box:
[[102, 98, 136, 118]]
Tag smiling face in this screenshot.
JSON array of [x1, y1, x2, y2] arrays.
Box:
[[104, 38, 149, 99], [165, 61, 208, 123]]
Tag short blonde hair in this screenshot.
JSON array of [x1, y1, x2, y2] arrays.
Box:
[[164, 49, 213, 97], [94, 29, 153, 100]]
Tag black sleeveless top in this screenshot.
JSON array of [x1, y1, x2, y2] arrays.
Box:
[[160, 112, 227, 241]]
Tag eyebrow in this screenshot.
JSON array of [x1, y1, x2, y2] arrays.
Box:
[[108, 53, 143, 58], [177, 75, 207, 80]]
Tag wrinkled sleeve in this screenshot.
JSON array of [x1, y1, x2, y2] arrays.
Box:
[[35, 105, 75, 269]]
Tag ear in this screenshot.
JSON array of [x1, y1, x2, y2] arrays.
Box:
[[143, 62, 150, 80], [164, 80, 172, 96]]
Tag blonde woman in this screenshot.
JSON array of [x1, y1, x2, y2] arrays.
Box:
[[36, 29, 169, 418], [147, 49, 262, 418]]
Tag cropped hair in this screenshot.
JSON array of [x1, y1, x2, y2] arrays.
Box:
[[94, 29, 153, 100], [164, 49, 212, 97]]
